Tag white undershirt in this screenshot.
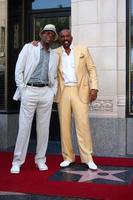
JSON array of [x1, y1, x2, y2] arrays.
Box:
[[61, 45, 77, 85]]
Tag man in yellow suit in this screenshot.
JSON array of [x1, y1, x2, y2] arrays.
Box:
[[56, 29, 98, 170]]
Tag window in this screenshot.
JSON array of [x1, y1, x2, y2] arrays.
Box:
[[32, 0, 71, 10], [33, 16, 70, 49], [127, 0, 133, 115], [30, 0, 71, 48]]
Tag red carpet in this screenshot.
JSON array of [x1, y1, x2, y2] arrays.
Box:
[[0, 152, 133, 200]]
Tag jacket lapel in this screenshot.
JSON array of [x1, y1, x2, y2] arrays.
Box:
[[24, 44, 40, 82], [48, 49, 54, 72], [74, 47, 82, 83], [32, 44, 40, 72], [74, 47, 81, 71], [56, 47, 63, 73]]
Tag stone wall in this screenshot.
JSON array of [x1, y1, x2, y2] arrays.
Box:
[[71, 0, 129, 157]]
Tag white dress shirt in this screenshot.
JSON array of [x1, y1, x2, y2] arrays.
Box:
[[61, 44, 77, 86]]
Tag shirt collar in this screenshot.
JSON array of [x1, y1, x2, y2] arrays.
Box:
[[62, 43, 74, 52], [39, 42, 51, 52]]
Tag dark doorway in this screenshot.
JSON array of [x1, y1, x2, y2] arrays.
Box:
[[8, 0, 71, 141]]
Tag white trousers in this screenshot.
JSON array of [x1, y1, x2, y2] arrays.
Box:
[[12, 85, 54, 166]]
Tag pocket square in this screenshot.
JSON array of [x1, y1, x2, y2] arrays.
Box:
[[80, 53, 84, 58]]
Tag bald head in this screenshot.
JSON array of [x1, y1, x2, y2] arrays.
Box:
[[59, 29, 71, 36]]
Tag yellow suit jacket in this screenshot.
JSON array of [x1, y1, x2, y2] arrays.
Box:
[[55, 45, 98, 104]]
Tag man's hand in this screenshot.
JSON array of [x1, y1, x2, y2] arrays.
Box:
[[32, 40, 39, 46], [89, 89, 98, 102]]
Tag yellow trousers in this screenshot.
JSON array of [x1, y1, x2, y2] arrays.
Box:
[[58, 86, 93, 163]]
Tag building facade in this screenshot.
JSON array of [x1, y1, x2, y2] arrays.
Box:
[[0, 0, 132, 157]]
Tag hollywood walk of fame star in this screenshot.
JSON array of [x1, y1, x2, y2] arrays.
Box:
[[61, 168, 128, 183]]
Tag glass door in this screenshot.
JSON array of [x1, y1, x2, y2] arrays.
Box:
[[30, 11, 71, 46]]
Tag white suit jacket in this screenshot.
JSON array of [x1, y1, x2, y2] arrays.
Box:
[[13, 42, 59, 101]]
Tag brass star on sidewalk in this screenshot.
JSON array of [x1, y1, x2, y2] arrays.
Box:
[[62, 168, 127, 183]]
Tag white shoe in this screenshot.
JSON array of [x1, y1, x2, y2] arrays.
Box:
[[10, 165, 20, 174], [60, 160, 72, 167], [87, 161, 98, 170], [36, 161, 48, 171]]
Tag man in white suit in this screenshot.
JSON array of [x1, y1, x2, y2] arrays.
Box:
[[10, 24, 59, 174]]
